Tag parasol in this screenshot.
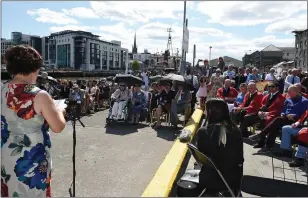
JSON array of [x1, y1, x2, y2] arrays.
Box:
[[150, 75, 163, 82], [160, 74, 193, 89], [114, 74, 143, 86]]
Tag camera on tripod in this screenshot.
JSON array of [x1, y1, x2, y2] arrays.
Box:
[[65, 88, 82, 120]]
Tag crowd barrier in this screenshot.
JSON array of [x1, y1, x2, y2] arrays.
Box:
[[141, 108, 204, 197]]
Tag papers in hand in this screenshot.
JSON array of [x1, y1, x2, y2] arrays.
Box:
[[53, 99, 67, 110]]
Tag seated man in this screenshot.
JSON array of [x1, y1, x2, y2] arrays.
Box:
[[234, 83, 247, 106], [152, 83, 175, 128], [109, 82, 131, 121], [217, 79, 238, 103], [239, 82, 285, 137], [283, 83, 308, 99], [171, 84, 192, 128], [250, 85, 308, 152], [231, 82, 263, 126], [273, 118, 308, 167]]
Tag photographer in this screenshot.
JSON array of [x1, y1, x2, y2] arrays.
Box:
[[66, 84, 84, 119]]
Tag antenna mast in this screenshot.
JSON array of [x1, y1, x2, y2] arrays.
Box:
[[166, 28, 173, 56]]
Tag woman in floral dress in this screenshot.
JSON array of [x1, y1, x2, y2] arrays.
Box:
[[130, 84, 147, 124], [207, 69, 224, 99], [1, 45, 66, 197]]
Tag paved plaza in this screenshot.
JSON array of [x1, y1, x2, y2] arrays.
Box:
[[50, 110, 179, 197]]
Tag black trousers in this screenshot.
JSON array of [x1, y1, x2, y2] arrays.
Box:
[[261, 116, 294, 148], [230, 110, 247, 125], [240, 113, 264, 137]]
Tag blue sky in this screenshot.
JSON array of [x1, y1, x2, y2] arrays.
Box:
[[2, 1, 307, 62]]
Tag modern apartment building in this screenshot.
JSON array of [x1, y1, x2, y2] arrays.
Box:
[[1, 32, 42, 66], [42, 30, 128, 71], [293, 29, 308, 70]]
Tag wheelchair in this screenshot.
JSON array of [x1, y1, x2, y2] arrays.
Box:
[[106, 99, 131, 125]]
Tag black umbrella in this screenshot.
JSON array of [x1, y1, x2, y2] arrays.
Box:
[[106, 76, 114, 81], [114, 74, 143, 86]]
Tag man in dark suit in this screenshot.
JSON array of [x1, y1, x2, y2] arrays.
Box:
[[234, 67, 247, 90]]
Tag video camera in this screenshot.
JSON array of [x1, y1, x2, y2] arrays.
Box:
[[65, 88, 83, 120]]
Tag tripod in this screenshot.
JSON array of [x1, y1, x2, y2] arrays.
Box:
[[68, 101, 85, 197]]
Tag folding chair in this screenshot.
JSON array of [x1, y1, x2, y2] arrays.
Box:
[[187, 143, 237, 197]]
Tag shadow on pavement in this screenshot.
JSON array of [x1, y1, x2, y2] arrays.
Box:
[[156, 126, 178, 141], [105, 123, 148, 135], [242, 175, 308, 197]]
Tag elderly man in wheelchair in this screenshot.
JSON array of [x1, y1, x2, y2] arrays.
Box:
[[106, 82, 132, 122]]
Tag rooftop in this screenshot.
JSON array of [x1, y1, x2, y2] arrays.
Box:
[[262, 44, 282, 52], [292, 29, 308, 34]]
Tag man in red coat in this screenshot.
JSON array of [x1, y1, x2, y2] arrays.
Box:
[[216, 79, 238, 103], [239, 82, 285, 137], [230, 82, 263, 135]]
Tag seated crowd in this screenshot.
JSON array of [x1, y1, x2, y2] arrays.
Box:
[[216, 78, 308, 168]]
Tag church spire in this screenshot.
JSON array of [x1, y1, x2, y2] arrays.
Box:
[[132, 32, 138, 53]]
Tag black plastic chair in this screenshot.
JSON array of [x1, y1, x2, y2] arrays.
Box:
[[187, 143, 237, 197]]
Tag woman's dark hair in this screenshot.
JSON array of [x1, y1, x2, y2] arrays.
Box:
[[205, 98, 238, 131], [5, 45, 43, 76]]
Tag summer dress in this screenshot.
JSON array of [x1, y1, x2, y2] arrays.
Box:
[[207, 75, 224, 99], [1, 83, 52, 197]]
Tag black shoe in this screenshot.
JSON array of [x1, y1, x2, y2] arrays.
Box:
[[253, 141, 265, 148], [249, 133, 264, 141], [289, 158, 305, 167], [257, 146, 273, 153], [272, 149, 293, 158]]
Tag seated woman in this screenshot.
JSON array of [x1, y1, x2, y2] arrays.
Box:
[[152, 83, 175, 128], [234, 83, 247, 106], [196, 98, 243, 196], [130, 84, 147, 124], [171, 84, 192, 128], [109, 82, 131, 121]]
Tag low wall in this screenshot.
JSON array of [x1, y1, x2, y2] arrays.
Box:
[[141, 109, 204, 197]]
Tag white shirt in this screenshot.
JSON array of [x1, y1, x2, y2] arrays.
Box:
[[223, 70, 235, 79], [187, 75, 199, 89], [141, 72, 149, 86], [265, 73, 276, 81]]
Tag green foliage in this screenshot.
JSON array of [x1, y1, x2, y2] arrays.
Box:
[[131, 60, 140, 71]]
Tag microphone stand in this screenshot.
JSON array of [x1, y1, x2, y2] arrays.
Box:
[[67, 91, 85, 197]]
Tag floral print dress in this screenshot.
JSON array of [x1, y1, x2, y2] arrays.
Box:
[[1, 83, 52, 197], [207, 75, 224, 99]]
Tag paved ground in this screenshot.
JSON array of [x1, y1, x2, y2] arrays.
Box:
[[186, 130, 308, 197], [50, 110, 180, 197]]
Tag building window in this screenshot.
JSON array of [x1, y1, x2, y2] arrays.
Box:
[[287, 53, 289, 56]]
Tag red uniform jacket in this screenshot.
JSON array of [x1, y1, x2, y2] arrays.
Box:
[[216, 87, 238, 100], [239, 92, 263, 114], [297, 109, 308, 124], [298, 128, 308, 144], [260, 93, 286, 125]]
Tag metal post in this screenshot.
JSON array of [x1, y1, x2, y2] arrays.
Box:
[[209, 46, 212, 66], [193, 44, 196, 73], [180, 1, 187, 76]]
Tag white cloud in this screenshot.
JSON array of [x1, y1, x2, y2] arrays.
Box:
[[265, 13, 307, 34], [196, 1, 307, 26], [27, 8, 78, 25], [50, 25, 96, 32], [62, 7, 99, 19], [88, 1, 193, 24]]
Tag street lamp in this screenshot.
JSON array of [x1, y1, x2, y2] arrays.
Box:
[[209, 46, 212, 66]]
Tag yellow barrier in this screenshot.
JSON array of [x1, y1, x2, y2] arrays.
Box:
[[141, 108, 204, 197]]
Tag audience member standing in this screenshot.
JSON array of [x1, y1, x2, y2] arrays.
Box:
[[285, 68, 300, 92]]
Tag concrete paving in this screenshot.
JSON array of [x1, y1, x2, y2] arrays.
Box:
[[186, 131, 308, 197], [50, 110, 179, 197]]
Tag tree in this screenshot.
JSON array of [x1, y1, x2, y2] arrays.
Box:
[[131, 60, 140, 71]]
